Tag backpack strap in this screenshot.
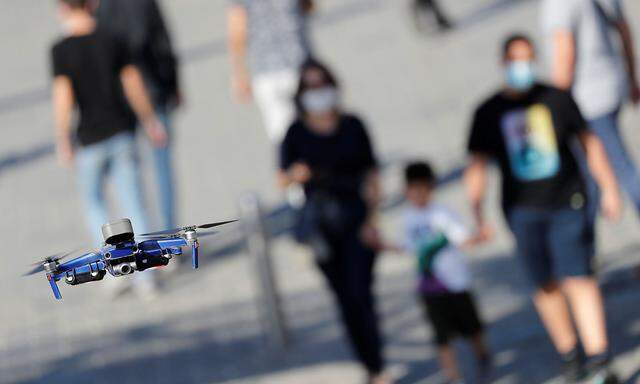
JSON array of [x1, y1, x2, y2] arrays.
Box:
[[592, 0, 617, 28]]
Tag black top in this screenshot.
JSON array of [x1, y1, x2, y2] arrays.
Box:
[[95, 0, 179, 106], [467, 84, 587, 210], [280, 114, 378, 200], [51, 28, 136, 147]]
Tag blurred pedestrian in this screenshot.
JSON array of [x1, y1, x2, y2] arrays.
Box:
[[279, 59, 390, 384], [96, 0, 181, 230], [398, 161, 491, 383], [228, 0, 313, 144], [465, 34, 622, 383], [541, 0, 640, 223], [412, 0, 452, 33], [51, 0, 166, 297]]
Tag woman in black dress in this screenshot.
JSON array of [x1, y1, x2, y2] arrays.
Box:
[[278, 59, 390, 384]]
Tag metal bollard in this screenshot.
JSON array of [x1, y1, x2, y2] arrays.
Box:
[[240, 192, 288, 351]]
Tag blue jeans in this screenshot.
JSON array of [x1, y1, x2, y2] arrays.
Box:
[[76, 132, 150, 245], [144, 107, 175, 229], [586, 109, 640, 217]]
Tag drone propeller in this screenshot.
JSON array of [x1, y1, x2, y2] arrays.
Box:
[[138, 220, 237, 238], [23, 248, 91, 276], [195, 230, 220, 239], [197, 220, 237, 229]]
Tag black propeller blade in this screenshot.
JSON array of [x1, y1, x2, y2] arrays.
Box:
[[138, 220, 237, 238], [196, 230, 220, 239], [29, 252, 65, 266], [24, 248, 93, 276], [197, 220, 237, 229], [138, 227, 183, 237], [24, 264, 46, 277]]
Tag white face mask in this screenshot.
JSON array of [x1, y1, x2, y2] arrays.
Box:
[[301, 87, 339, 114]]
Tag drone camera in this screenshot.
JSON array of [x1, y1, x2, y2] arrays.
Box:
[[112, 262, 136, 276]]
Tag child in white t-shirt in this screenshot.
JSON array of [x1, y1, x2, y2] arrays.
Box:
[[400, 161, 491, 384]]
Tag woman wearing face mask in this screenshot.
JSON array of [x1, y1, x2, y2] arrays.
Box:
[[279, 59, 390, 384]]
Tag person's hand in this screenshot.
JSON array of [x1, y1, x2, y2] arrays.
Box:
[[56, 139, 74, 168], [360, 221, 385, 252], [462, 221, 494, 249], [231, 69, 252, 104], [601, 186, 622, 221], [476, 222, 495, 243], [143, 117, 168, 148], [288, 162, 312, 184], [171, 89, 184, 109], [630, 81, 640, 106]]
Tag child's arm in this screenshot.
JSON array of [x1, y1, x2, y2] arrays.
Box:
[[436, 205, 492, 250]]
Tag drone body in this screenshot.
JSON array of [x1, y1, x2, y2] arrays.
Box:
[[27, 218, 235, 300]]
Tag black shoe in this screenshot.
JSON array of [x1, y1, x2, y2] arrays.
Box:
[[436, 18, 453, 31], [583, 361, 619, 384], [476, 353, 492, 382], [561, 348, 586, 383]]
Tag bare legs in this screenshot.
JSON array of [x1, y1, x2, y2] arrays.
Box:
[[437, 333, 490, 383], [563, 277, 608, 356], [533, 278, 608, 356]]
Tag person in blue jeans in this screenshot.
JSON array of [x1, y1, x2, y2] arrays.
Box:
[[542, 0, 640, 221], [95, 0, 181, 230], [465, 34, 622, 383], [51, 0, 167, 295]]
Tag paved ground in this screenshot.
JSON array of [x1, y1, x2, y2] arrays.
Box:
[[1, 0, 640, 383]]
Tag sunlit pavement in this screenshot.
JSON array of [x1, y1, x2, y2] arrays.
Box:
[[1, 1, 639, 383]]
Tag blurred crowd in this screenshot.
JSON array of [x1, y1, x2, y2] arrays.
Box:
[[49, 0, 639, 383]]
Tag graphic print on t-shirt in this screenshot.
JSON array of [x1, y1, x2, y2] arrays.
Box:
[[501, 104, 560, 181], [409, 225, 450, 294]]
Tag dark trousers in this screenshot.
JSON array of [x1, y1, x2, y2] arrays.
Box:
[[317, 231, 384, 374]]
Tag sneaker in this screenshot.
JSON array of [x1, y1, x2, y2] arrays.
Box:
[[368, 373, 394, 384], [477, 353, 492, 382], [561, 348, 586, 383], [583, 362, 619, 384]]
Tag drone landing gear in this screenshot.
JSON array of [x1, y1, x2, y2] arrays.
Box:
[[47, 274, 62, 300], [192, 241, 199, 269]]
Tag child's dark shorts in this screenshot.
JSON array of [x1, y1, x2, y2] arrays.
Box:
[[421, 291, 483, 346]]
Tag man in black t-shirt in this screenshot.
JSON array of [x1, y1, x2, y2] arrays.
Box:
[[96, 0, 181, 231], [465, 34, 622, 382], [51, 0, 166, 297]]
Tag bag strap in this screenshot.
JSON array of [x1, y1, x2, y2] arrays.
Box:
[[591, 0, 617, 28]]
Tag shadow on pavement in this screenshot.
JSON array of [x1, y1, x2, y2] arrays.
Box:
[[11, 245, 640, 384], [452, 0, 537, 31], [0, 142, 54, 176]]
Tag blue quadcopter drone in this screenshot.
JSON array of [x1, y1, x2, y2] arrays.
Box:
[[24, 218, 236, 300]]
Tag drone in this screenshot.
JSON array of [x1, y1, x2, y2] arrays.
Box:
[[24, 218, 236, 300]]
